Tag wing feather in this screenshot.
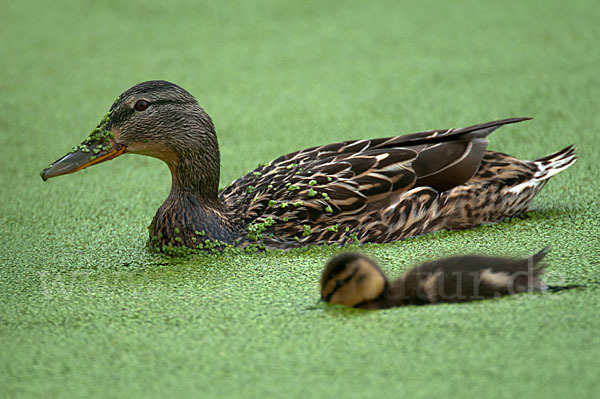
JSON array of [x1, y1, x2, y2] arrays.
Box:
[[218, 118, 530, 243]]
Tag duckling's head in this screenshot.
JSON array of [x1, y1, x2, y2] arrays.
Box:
[[320, 252, 388, 307], [41, 81, 220, 194]]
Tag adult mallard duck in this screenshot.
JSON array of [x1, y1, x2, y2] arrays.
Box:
[[41, 80, 576, 253], [320, 249, 551, 309]]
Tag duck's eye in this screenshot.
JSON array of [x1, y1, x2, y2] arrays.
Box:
[[335, 280, 345, 289], [134, 100, 149, 111]]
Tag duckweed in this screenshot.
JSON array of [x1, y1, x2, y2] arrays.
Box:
[[10, 4, 600, 398], [247, 219, 269, 241], [302, 225, 312, 236]]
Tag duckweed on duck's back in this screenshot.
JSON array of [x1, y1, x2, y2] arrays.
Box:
[[41, 80, 576, 254]]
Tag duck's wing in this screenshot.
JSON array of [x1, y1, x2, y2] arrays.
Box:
[[220, 117, 530, 229], [378, 117, 531, 191], [221, 141, 420, 225]]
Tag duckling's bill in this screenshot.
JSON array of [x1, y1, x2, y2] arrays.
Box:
[[40, 134, 125, 181]]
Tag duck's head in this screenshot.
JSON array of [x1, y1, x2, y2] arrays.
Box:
[[320, 252, 388, 307], [40, 80, 220, 194]]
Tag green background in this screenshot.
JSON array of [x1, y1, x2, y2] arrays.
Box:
[[2, 0, 599, 397]]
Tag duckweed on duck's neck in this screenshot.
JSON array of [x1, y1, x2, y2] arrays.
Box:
[[148, 121, 241, 250], [149, 184, 240, 252]]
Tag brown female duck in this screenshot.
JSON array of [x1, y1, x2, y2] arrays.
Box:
[[320, 249, 550, 309], [41, 81, 576, 253]]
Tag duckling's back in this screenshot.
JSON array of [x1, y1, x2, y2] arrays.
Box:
[[394, 248, 548, 305]]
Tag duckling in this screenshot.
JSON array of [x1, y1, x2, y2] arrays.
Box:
[[40, 81, 576, 253], [320, 249, 550, 309]]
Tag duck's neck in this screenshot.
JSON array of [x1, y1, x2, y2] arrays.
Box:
[[171, 145, 221, 200], [148, 149, 240, 251]]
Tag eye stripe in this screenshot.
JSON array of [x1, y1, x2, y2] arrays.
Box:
[[324, 269, 358, 302]]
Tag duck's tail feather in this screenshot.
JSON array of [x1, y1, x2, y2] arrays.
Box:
[[386, 117, 532, 148], [450, 117, 533, 139], [533, 145, 577, 180], [532, 245, 550, 264]]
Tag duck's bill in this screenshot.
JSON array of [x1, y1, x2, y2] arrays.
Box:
[[40, 137, 126, 181]]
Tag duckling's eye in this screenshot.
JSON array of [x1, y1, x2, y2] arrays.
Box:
[[134, 100, 149, 111]]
